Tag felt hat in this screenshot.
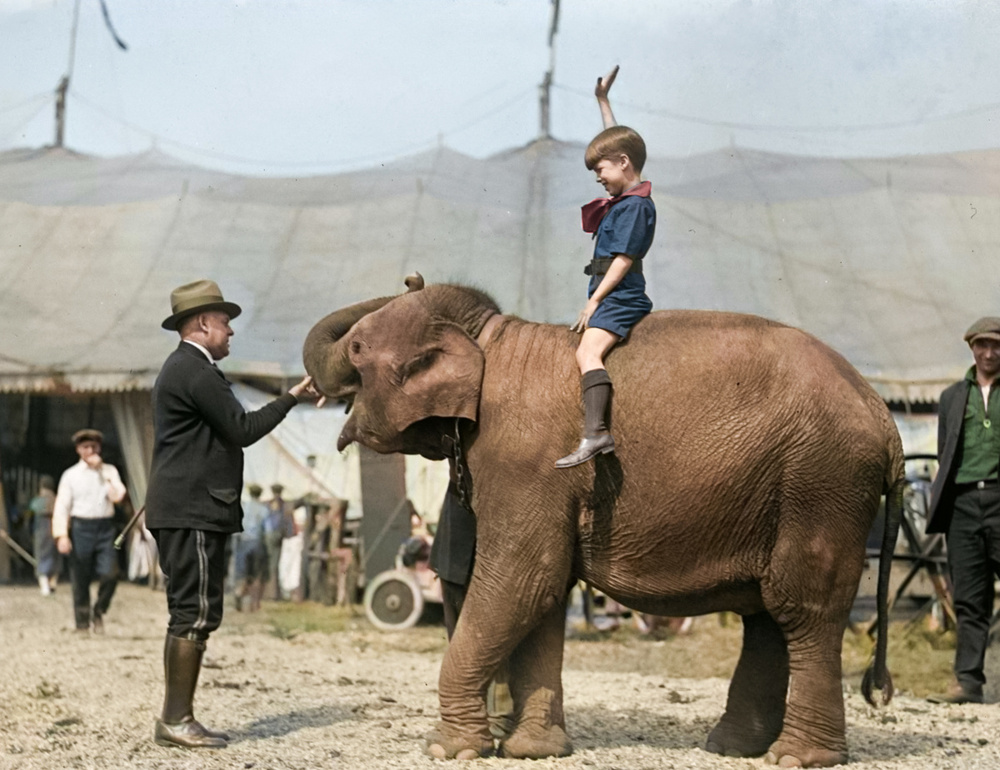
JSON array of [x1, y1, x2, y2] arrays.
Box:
[[963, 317, 1000, 345], [161, 279, 242, 331], [247, 483, 263, 496], [72, 428, 103, 445]]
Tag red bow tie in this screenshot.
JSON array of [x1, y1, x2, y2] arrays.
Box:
[[581, 181, 652, 234]]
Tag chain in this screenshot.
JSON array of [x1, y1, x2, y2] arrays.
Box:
[[451, 418, 474, 512]]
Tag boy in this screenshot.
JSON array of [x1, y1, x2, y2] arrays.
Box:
[[556, 65, 655, 468]]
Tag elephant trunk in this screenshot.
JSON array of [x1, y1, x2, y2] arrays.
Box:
[[302, 273, 425, 395]]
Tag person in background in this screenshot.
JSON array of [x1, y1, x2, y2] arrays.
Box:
[[29, 475, 59, 596], [53, 429, 127, 633], [264, 484, 286, 600], [278, 499, 307, 601], [234, 483, 269, 611], [927, 316, 1000, 704]]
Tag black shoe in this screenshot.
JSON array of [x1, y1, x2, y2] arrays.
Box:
[[555, 434, 615, 469], [154, 718, 228, 749]]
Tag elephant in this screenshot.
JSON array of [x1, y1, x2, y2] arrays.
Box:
[[303, 274, 903, 768]]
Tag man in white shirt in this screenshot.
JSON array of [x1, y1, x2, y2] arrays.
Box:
[[54, 429, 127, 633]]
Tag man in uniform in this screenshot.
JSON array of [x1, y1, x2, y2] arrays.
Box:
[[927, 316, 1000, 704], [146, 279, 320, 748], [53, 429, 127, 633]]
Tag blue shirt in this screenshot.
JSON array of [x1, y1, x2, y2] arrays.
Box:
[[592, 194, 656, 261], [242, 498, 270, 542]]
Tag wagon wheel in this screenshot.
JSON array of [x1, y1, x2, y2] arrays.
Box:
[[363, 569, 424, 631]]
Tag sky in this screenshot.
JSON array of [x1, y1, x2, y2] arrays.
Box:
[[2, 0, 1000, 176]]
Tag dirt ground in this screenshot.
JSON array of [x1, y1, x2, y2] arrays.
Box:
[[3, 582, 1000, 770]]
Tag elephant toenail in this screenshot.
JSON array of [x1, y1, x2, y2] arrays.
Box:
[[426, 743, 447, 759]]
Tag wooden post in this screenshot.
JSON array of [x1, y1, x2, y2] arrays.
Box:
[[0, 455, 11, 583]]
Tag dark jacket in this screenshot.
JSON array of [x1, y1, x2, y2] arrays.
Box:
[[145, 342, 297, 533], [429, 483, 476, 586], [927, 377, 1000, 534]]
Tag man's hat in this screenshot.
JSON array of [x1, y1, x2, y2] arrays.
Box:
[[162, 279, 242, 331], [247, 483, 263, 496], [72, 428, 103, 445], [963, 317, 1000, 345]]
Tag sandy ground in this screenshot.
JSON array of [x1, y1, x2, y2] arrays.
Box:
[[2, 582, 1000, 770]]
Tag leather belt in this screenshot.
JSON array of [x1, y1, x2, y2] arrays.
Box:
[[955, 479, 1000, 492], [584, 258, 643, 276]]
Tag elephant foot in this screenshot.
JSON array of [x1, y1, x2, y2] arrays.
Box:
[[424, 722, 494, 760], [705, 715, 781, 758], [764, 738, 847, 768], [498, 723, 573, 759]]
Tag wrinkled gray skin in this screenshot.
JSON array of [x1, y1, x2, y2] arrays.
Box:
[[303, 276, 904, 768]]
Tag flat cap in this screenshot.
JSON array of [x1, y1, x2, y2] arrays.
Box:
[[72, 428, 103, 445], [964, 317, 1000, 345]]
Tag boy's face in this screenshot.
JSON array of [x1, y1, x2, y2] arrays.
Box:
[[593, 155, 631, 196]]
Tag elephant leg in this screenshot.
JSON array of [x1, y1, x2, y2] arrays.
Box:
[[424, 627, 498, 760], [498, 595, 573, 759], [706, 611, 787, 758], [761, 529, 865, 768], [426, 524, 574, 761], [763, 618, 848, 768]]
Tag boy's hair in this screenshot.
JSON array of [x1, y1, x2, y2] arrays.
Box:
[[585, 126, 647, 173]]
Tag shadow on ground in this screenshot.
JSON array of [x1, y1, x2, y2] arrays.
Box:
[[233, 704, 355, 742]]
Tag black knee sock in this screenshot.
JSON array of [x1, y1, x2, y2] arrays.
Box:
[[582, 369, 613, 438]]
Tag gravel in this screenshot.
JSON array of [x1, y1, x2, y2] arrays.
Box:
[[2, 582, 999, 769]]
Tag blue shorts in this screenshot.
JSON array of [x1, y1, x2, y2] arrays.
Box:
[[587, 272, 652, 338]]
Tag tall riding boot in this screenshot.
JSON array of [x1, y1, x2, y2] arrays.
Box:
[[555, 369, 615, 468], [154, 634, 229, 748]]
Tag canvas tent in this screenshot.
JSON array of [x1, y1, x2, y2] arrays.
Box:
[[2, 140, 997, 401], [0, 139, 998, 513]]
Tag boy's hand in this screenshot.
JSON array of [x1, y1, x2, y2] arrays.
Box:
[[595, 65, 619, 100], [571, 299, 601, 333]]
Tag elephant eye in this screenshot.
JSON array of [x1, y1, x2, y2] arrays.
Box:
[[399, 349, 438, 383]]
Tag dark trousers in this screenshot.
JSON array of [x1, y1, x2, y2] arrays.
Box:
[[946, 484, 1000, 691], [68, 517, 118, 629], [152, 528, 228, 642]]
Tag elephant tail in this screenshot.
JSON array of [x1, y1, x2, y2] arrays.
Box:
[[861, 473, 904, 707]]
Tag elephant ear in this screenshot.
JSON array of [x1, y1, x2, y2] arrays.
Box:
[[350, 318, 485, 439]]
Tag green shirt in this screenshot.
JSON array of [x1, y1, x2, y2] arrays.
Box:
[[954, 366, 1000, 484]]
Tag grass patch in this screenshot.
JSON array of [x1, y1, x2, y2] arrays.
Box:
[[843, 622, 955, 697], [259, 601, 358, 639]]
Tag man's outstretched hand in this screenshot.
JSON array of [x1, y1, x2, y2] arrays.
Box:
[[290, 375, 326, 407]]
